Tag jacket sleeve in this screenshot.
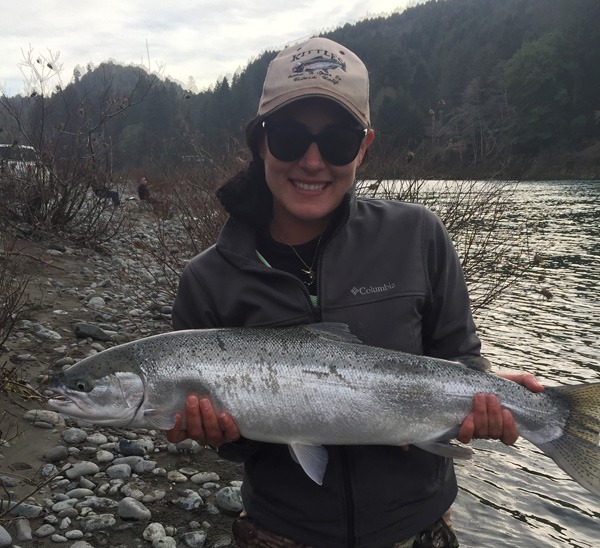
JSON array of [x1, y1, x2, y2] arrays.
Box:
[[420, 211, 489, 370], [172, 255, 261, 461], [172, 255, 221, 330]]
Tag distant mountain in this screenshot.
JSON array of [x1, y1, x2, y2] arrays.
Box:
[[1, 0, 598, 178]]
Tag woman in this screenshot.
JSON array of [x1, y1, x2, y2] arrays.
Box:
[[169, 37, 542, 548]]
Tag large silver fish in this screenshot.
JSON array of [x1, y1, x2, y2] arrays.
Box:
[[48, 323, 600, 493]]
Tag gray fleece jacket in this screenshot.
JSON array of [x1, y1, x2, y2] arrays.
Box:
[[172, 192, 483, 547]]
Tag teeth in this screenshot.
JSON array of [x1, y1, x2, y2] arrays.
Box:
[[293, 181, 326, 191]]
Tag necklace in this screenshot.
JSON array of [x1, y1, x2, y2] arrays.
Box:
[[271, 228, 323, 286]]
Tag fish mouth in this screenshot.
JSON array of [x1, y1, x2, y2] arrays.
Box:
[[48, 392, 85, 413]]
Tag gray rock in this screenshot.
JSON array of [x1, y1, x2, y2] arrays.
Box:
[[86, 432, 108, 445], [41, 463, 59, 477], [51, 498, 78, 512], [167, 470, 188, 483], [66, 488, 94, 499], [65, 529, 85, 539], [23, 409, 62, 426], [118, 439, 148, 456], [141, 488, 167, 503], [215, 486, 243, 513], [0, 474, 20, 487], [55, 357, 75, 367], [0, 526, 11, 548], [213, 536, 233, 548], [15, 353, 37, 362], [39, 326, 63, 339], [15, 518, 32, 541], [191, 471, 220, 484], [117, 497, 152, 520], [134, 460, 157, 474], [34, 523, 56, 537], [152, 537, 177, 548], [168, 438, 202, 454], [112, 455, 144, 468], [44, 445, 70, 462], [96, 449, 114, 463], [71, 541, 97, 548], [0, 500, 43, 517], [65, 461, 100, 479], [77, 496, 118, 511], [181, 530, 208, 548], [51, 533, 69, 542], [74, 322, 110, 341], [62, 427, 88, 444], [106, 463, 131, 479], [88, 296, 106, 309], [79, 513, 117, 531], [143, 522, 166, 541]]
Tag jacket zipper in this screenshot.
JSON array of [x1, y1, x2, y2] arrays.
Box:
[[339, 447, 356, 547]]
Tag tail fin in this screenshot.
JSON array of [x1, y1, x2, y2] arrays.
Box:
[[535, 383, 600, 497]]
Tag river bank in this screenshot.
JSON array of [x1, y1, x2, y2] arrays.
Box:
[[0, 208, 244, 548]]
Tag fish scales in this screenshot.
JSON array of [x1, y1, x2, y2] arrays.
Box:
[[48, 323, 600, 493]]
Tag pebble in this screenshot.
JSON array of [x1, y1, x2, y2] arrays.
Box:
[[107, 463, 132, 479], [2, 222, 243, 547], [15, 519, 32, 541], [143, 522, 166, 541], [62, 427, 88, 444], [215, 486, 243, 513], [0, 526, 11, 548], [191, 471, 220, 484], [74, 322, 111, 341], [181, 530, 208, 548], [117, 497, 152, 520], [44, 445, 70, 462], [23, 409, 63, 427], [66, 461, 100, 479]]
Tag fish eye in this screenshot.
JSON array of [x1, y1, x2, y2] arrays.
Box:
[[75, 379, 90, 391]]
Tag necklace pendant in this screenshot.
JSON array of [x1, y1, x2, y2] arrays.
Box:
[[301, 268, 314, 285]]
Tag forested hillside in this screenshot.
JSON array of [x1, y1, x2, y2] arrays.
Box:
[[1, 0, 598, 179]]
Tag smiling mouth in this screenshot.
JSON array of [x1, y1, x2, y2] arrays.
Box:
[[292, 180, 327, 191]]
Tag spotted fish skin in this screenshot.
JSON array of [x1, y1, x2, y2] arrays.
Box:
[[48, 323, 600, 493]]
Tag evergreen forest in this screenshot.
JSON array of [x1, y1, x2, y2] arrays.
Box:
[[1, 0, 599, 180]]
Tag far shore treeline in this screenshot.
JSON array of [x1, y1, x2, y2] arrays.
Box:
[[1, 0, 598, 181]]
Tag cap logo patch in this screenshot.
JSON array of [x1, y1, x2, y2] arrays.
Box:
[[291, 52, 347, 75]]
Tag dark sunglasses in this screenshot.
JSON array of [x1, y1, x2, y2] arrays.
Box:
[[262, 120, 368, 166]]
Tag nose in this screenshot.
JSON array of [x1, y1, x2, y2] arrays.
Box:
[[298, 141, 326, 171]]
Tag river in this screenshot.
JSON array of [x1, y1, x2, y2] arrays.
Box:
[[449, 180, 600, 547]]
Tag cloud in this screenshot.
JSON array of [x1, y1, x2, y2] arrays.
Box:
[[0, 0, 416, 96]]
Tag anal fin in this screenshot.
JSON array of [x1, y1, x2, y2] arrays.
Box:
[[288, 442, 329, 485]]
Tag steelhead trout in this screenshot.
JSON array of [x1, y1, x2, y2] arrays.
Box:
[[48, 323, 600, 493]]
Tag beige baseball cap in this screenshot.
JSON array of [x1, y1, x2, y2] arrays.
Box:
[[258, 37, 370, 126]]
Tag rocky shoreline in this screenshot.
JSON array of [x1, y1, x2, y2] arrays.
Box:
[[0, 210, 245, 548]]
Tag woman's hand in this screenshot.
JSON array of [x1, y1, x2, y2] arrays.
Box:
[[457, 372, 544, 445], [166, 394, 241, 447]]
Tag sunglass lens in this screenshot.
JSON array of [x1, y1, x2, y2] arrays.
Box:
[[265, 121, 365, 165], [266, 122, 311, 162], [318, 126, 365, 166]]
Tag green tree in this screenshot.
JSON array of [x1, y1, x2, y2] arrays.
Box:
[[504, 30, 573, 152]]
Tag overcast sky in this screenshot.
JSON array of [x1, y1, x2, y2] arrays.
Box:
[[0, 1, 424, 97]]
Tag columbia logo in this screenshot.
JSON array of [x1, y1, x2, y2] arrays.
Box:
[[351, 282, 396, 296]]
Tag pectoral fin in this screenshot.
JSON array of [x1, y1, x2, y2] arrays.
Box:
[[414, 440, 474, 459], [138, 408, 178, 430], [288, 442, 329, 485]]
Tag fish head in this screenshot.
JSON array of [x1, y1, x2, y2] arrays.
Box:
[[48, 369, 145, 427]]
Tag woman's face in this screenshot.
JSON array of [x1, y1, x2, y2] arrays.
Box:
[[260, 98, 374, 240]]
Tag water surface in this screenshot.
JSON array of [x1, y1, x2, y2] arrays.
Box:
[[451, 180, 600, 547]]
